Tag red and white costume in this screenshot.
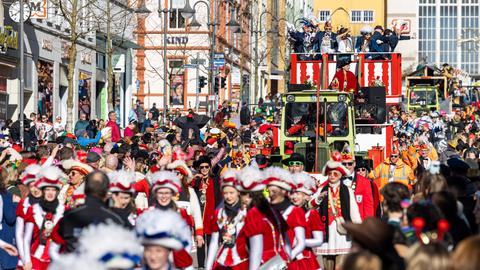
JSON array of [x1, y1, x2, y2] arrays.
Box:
[[147, 170, 194, 270], [264, 167, 308, 270], [16, 164, 42, 269], [23, 166, 65, 270], [206, 170, 248, 270], [291, 172, 323, 270], [236, 167, 289, 270]]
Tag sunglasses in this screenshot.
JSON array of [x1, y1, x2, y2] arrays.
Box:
[[328, 171, 341, 176], [356, 168, 367, 172], [288, 161, 303, 167], [69, 171, 79, 176], [390, 155, 399, 158], [199, 165, 210, 169], [342, 162, 354, 166]]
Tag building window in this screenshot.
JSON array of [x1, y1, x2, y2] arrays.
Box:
[[418, 3, 437, 64], [96, 53, 106, 70], [351, 10, 362, 22], [169, 9, 185, 29], [363, 11, 374, 22], [318, 10, 330, 22]]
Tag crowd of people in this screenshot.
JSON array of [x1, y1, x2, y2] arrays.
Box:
[[288, 18, 411, 60], [0, 95, 478, 270]]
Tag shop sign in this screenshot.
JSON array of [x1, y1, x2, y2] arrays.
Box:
[[42, 39, 52, 52], [61, 42, 70, 59], [166, 36, 188, 45], [0, 92, 7, 120], [30, 0, 48, 19], [81, 52, 92, 64], [0, 26, 18, 50]]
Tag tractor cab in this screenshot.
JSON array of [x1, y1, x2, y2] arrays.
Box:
[[280, 90, 355, 173]]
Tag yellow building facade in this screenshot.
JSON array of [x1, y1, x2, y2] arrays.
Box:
[[313, 0, 386, 34]]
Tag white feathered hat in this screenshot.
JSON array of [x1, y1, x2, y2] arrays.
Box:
[[36, 166, 65, 190], [77, 222, 143, 269], [236, 166, 265, 192], [48, 254, 107, 270], [360, 25, 374, 34], [20, 164, 42, 185], [148, 171, 182, 194], [108, 170, 136, 193], [264, 166, 294, 191], [166, 160, 193, 179], [135, 209, 191, 250], [221, 169, 238, 188], [292, 172, 317, 196]]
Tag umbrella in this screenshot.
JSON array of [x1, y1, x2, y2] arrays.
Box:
[[174, 114, 211, 129]]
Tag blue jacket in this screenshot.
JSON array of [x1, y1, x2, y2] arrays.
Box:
[[0, 192, 18, 268], [77, 131, 102, 147]]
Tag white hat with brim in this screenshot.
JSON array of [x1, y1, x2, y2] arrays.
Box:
[[21, 164, 42, 185], [108, 170, 136, 193], [148, 171, 182, 194], [292, 172, 317, 196], [136, 209, 191, 251], [62, 159, 94, 175], [36, 166, 65, 190], [264, 167, 294, 192], [236, 166, 265, 192], [322, 161, 349, 177]]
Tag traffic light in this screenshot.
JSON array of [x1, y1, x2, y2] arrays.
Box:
[[214, 77, 219, 94], [220, 77, 226, 88], [199, 76, 206, 89]]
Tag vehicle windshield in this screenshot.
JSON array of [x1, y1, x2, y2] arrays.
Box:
[[284, 102, 349, 137], [409, 89, 437, 106]]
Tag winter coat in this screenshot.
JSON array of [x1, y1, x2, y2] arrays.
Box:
[[0, 191, 18, 268]]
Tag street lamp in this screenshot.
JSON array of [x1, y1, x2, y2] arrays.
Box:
[[180, 0, 195, 19], [181, 0, 218, 116], [226, 7, 241, 33], [135, 0, 151, 19]]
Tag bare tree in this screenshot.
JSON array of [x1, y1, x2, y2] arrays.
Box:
[[50, 0, 95, 131], [91, 0, 137, 112]]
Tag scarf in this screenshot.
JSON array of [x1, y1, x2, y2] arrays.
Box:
[[28, 194, 41, 205], [224, 200, 240, 219], [40, 198, 59, 213], [271, 198, 291, 213]]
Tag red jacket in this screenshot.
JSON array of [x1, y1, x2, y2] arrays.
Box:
[[351, 174, 374, 220], [106, 120, 121, 142], [329, 69, 358, 94]]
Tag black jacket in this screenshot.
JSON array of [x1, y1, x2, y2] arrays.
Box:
[[55, 196, 125, 252]]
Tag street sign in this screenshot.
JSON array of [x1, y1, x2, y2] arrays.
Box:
[[191, 58, 206, 65], [213, 59, 225, 68], [183, 64, 197, 69], [214, 53, 224, 59]]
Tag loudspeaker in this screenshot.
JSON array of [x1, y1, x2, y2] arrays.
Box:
[[363, 87, 386, 123]]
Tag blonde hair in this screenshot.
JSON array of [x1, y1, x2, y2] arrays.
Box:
[[342, 251, 382, 270], [407, 243, 452, 270], [452, 236, 480, 270]]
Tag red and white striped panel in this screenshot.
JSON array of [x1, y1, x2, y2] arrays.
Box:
[[292, 61, 322, 85], [363, 61, 392, 96]]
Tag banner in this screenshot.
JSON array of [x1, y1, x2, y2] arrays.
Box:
[[170, 73, 184, 106]]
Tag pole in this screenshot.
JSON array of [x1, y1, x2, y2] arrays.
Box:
[[163, 1, 170, 124], [19, 1, 25, 149], [208, 0, 217, 118], [195, 53, 200, 112], [254, 25, 259, 106]]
